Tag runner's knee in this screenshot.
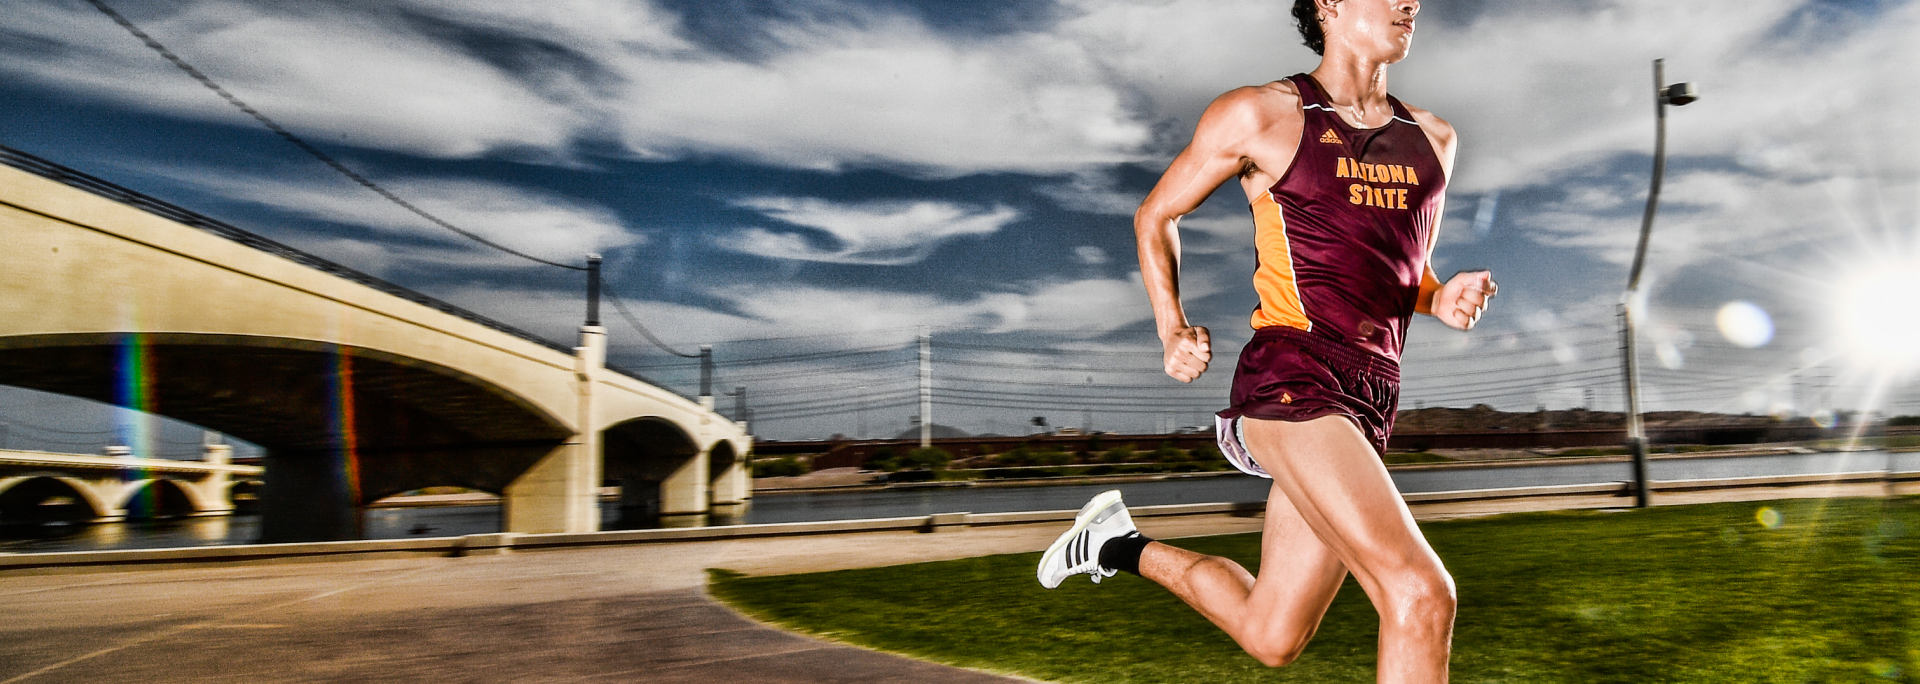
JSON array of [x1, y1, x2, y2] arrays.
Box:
[[1383, 567, 1456, 626], [1238, 609, 1319, 668], [1242, 619, 1317, 668]]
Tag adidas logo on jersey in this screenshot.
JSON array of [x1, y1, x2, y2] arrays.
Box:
[[1319, 129, 1343, 144]]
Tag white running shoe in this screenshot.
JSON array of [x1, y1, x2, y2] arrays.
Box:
[[1037, 489, 1137, 589]]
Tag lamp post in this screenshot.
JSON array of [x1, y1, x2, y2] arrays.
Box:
[[1620, 59, 1698, 508], [584, 254, 602, 327]]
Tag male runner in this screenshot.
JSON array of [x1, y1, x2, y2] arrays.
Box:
[[1036, 1, 1494, 681]]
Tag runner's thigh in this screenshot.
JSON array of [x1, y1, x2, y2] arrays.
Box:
[[1243, 477, 1350, 628], [1242, 416, 1446, 597]]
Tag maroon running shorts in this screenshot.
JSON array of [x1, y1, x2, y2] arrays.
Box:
[[1215, 325, 1401, 478]]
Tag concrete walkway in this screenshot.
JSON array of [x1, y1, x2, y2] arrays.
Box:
[[0, 514, 1263, 683]]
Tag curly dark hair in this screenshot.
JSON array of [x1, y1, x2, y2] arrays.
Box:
[[1292, 0, 1325, 55]]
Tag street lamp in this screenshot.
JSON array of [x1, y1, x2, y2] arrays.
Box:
[[1620, 59, 1698, 508]]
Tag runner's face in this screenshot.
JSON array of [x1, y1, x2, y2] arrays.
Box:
[[1324, 0, 1420, 63]]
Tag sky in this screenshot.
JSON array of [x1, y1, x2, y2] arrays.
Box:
[[1, 0, 1917, 450]]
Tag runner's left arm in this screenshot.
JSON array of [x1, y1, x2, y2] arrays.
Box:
[[1406, 106, 1495, 330]]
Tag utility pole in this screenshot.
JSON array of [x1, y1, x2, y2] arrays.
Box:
[[1619, 58, 1697, 508], [919, 326, 932, 449], [856, 385, 868, 440], [1083, 376, 1093, 434]]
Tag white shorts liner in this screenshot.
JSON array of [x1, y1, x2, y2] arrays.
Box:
[[1214, 414, 1272, 479]]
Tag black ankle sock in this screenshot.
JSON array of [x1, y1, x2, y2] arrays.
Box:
[[1098, 532, 1153, 576]]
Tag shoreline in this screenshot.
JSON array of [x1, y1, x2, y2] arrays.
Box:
[[752, 443, 1874, 495], [349, 443, 1911, 507]]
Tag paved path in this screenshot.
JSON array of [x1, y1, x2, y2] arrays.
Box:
[[0, 514, 1263, 683]]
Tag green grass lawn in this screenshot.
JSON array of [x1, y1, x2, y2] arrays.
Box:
[[711, 497, 1920, 683]]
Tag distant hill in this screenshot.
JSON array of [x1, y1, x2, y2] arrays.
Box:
[[892, 424, 970, 440], [1394, 405, 1795, 432]]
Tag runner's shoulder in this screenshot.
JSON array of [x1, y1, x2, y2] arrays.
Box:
[[1398, 100, 1457, 149], [1199, 80, 1304, 134]]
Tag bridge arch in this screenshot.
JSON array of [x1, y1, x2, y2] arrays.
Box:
[[707, 440, 738, 481], [118, 478, 203, 519], [0, 333, 576, 540], [0, 333, 571, 455], [602, 416, 701, 528], [226, 479, 262, 514], [704, 439, 751, 522], [0, 475, 113, 524]]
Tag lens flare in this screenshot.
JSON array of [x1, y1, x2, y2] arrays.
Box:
[[1755, 506, 1783, 529], [1715, 301, 1774, 348], [331, 348, 361, 506], [115, 332, 157, 518]]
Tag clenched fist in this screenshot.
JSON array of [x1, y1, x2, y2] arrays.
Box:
[[1161, 325, 1212, 383], [1431, 270, 1496, 330]]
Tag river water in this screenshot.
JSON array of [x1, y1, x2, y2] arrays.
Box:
[[4, 450, 1910, 554]]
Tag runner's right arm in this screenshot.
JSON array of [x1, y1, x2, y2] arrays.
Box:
[[1135, 87, 1293, 382]]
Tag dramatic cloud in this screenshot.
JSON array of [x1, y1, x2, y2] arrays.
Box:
[[719, 197, 1018, 265], [433, 284, 760, 352], [0, 0, 592, 158], [0, 0, 1155, 176], [1035, 171, 1150, 216], [166, 169, 640, 266], [606, 16, 1151, 176], [1397, 0, 1920, 193], [715, 276, 1151, 336]]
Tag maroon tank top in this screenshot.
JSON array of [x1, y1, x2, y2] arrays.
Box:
[[1247, 73, 1447, 364]]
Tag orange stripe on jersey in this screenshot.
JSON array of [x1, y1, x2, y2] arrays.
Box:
[[1249, 191, 1312, 332]]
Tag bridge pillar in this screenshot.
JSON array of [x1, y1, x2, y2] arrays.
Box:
[[260, 449, 360, 542], [659, 447, 709, 526], [709, 441, 750, 516], [504, 326, 606, 534], [192, 444, 235, 516], [79, 476, 129, 523]]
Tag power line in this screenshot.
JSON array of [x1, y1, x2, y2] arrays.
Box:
[[83, 0, 587, 272], [707, 344, 913, 368], [752, 389, 922, 413], [938, 375, 1229, 391], [702, 361, 915, 387], [603, 287, 702, 358], [754, 397, 920, 421], [930, 398, 1219, 416], [700, 327, 922, 346], [932, 340, 1174, 357]]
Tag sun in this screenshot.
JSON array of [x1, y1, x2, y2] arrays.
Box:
[[1828, 252, 1920, 375]]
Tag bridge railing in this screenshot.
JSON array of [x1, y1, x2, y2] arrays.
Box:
[[0, 145, 662, 390]]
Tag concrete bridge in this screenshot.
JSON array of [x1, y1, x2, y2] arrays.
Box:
[[0, 445, 262, 523], [0, 148, 751, 541]]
